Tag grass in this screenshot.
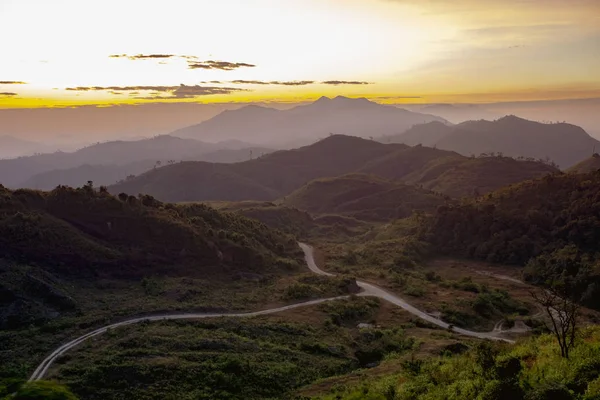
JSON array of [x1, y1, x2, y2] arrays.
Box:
[[311, 326, 600, 400], [38, 298, 423, 400]]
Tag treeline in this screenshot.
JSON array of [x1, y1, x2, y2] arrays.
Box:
[[421, 171, 600, 308], [0, 183, 300, 279]]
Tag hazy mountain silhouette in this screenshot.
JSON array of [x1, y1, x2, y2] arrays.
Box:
[[172, 96, 447, 145], [282, 173, 448, 221], [19, 146, 275, 190], [567, 153, 600, 174], [0, 135, 52, 159], [403, 104, 501, 124], [109, 135, 556, 202], [0, 135, 269, 188], [388, 116, 599, 168]]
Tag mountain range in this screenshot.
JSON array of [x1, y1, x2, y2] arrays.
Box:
[[0, 135, 271, 189], [109, 135, 558, 202], [172, 96, 447, 146], [386, 115, 600, 168]]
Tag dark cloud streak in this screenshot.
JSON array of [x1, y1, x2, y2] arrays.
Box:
[[0, 81, 27, 85], [65, 84, 245, 99], [229, 80, 370, 86], [322, 80, 371, 85], [188, 60, 256, 70], [0, 92, 18, 96]]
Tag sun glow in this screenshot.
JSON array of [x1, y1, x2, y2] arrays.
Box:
[[1, 0, 599, 107]]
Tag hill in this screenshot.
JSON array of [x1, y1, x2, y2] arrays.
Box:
[[282, 173, 448, 221], [315, 326, 600, 400], [18, 146, 275, 190], [380, 121, 453, 146], [172, 96, 447, 146], [422, 170, 600, 308], [359, 146, 557, 197], [0, 136, 51, 159], [109, 135, 556, 202], [567, 153, 600, 174], [0, 184, 298, 278], [0, 135, 227, 188], [108, 135, 403, 202], [0, 184, 302, 329], [390, 116, 599, 168]]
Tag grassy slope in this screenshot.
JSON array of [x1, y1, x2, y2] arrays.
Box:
[[312, 326, 600, 400], [108, 135, 402, 202], [282, 174, 448, 221], [35, 297, 425, 400], [568, 154, 600, 174]]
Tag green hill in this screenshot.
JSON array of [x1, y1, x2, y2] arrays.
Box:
[[568, 153, 600, 174], [422, 170, 600, 308], [109, 135, 403, 202], [360, 146, 557, 197], [283, 173, 448, 221], [108, 135, 555, 203], [0, 183, 301, 330], [315, 326, 600, 400]]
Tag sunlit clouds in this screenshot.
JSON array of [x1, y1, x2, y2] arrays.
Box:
[[0, 0, 598, 107]]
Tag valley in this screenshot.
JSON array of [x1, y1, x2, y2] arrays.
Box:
[[2, 101, 600, 400]]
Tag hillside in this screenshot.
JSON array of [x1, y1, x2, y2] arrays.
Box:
[[315, 326, 600, 400], [422, 170, 600, 308], [0, 184, 299, 277], [108, 135, 403, 202], [359, 146, 557, 197], [389, 116, 599, 168], [567, 153, 600, 174], [109, 135, 557, 202], [380, 121, 453, 146], [0, 136, 51, 159], [172, 96, 447, 146], [0, 135, 226, 188], [17, 147, 275, 190], [282, 173, 448, 221]]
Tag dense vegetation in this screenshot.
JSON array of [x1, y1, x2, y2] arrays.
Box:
[[315, 326, 600, 400], [422, 170, 600, 308], [567, 154, 600, 174], [0, 183, 299, 278], [33, 298, 418, 400], [283, 174, 449, 221]]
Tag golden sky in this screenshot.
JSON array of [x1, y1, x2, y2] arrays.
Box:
[[1, 0, 599, 108]]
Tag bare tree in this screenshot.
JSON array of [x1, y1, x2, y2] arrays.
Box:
[[531, 284, 580, 359]]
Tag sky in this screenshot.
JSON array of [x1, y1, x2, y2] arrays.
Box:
[[1, 0, 599, 108]]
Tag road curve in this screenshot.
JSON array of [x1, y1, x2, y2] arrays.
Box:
[[30, 243, 513, 381], [299, 243, 514, 344]]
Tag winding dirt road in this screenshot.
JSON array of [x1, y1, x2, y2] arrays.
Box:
[[29, 243, 514, 382]]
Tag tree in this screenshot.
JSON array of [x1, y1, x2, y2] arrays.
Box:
[[9, 381, 78, 400], [531, 284, 579, 359], [527, 246, 593, 358]]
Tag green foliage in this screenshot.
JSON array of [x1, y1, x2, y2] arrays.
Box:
[[422, 171, 600, 309], [319, 297, 380, 326], [317, 327, 600, 400], [6, 381, 78, 400]]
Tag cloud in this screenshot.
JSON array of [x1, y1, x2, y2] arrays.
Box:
[[322, 80, 371, 85], [228, 80, 370, 86], [273, 80, 314, 86], [0, 81, 27, 84], [65, 84, 245, 99], [172, 85, 244, 98], [229, 80, 314, 85], [109, 54, 177, 60], [188, 60, 256, 70], [0, 92, 17, 96]]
